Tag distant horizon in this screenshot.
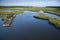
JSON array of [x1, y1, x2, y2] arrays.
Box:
[[0, 5, 60, 7], [0, 0, 60, 7]]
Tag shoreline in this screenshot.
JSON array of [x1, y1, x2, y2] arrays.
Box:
[[34, 14, 60, 29]]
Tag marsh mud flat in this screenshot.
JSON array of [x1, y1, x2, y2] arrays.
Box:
[[3, 14, 16, 27]]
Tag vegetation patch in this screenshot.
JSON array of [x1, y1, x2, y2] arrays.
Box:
[[34, 14, 50, 20], [49, 18, 60, 29], [34, 14, 60, 29]]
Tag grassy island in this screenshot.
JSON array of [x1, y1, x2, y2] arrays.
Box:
[[34, 14, 60, 29], [33, 14, 51, 20], [49, 18, 60, 29]]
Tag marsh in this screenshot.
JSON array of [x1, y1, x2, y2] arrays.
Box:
[[0, 10, 60, 40]]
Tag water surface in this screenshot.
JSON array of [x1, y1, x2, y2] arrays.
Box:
[[0, 11, 60, 40]]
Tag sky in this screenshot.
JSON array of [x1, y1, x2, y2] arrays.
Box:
[[0, 0, 60, 7]]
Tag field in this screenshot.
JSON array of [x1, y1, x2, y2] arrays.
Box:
[[0, 6, 60, 15]]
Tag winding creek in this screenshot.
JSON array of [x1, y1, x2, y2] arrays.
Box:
[[38, 10, 60, 19], [0, 10, 60, 40]]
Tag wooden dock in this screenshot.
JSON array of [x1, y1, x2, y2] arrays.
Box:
[[3, 15, 16, 27]]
